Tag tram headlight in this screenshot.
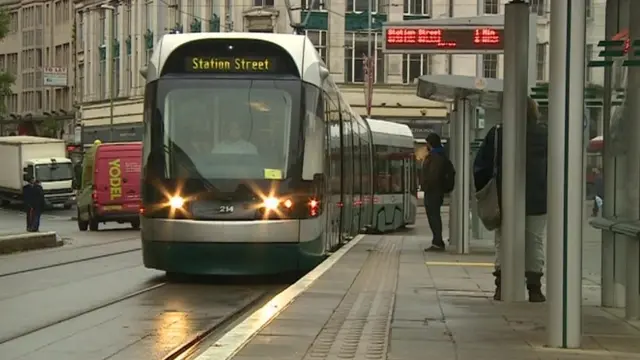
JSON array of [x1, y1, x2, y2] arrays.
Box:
[[262, 197, 280, 210], [168, 195, 185, 209]]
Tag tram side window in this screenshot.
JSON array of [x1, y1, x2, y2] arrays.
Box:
[[325, 96, 341, 196], [410, 153, 418, 194], [301, 84, 325, 181], [360, 125, 370, 198], [389, 147, 403, 193], [341, 111, 354, 198], [375, 145, 390, 194], [353, 123, 361, 195]]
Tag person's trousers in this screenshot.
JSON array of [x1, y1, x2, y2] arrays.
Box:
[[31, 210, 41, 231], [26, 207, 33, 231], [494, 214, 547, 272], [424, 193, 445, 247]]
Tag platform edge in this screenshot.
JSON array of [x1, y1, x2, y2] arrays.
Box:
[[193, 234, 367, 360]]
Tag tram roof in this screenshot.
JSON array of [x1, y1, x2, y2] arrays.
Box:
[[416, 74, 503, 109], [143, 32, 326, 84], [384, 15, 505, 27], [366, 118, 415, 148]]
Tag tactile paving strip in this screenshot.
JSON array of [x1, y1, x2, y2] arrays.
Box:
[[303, 236, 400, 360]]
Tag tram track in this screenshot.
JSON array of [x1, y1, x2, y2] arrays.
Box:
[[0, 269, 291, 360], [0, 239, 141, 277], [0, 282, 167, 345], [160, 286, 282, 360]]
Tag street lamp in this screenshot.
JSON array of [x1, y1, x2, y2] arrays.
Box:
[[101, 4, 116, 142]]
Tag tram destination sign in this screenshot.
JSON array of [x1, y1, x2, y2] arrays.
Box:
[[382, 25, 505, 54]]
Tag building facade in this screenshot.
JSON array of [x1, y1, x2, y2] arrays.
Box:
[[0, 0, 75, 116], [0, 0, 606, 141]]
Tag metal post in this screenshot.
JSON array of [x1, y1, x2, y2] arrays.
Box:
[[547, 0, 586, 348], [109, 8, 115, 142], [367, 0, 372, 59], [601, 0, 623, 309], [448, 109, 458, 248], [527, 13, 537, 93], [453, 97, 470, 254], [500, 0, 529, 302], [612, 0, 632, 310], [625, 0, 640, 320]]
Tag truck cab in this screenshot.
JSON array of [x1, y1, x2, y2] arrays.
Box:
[[22, 158, 75, 209], [0, 136, 76, 208], [76, 141, 142, 231]]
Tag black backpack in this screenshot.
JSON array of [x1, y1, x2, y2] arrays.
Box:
[[442, 157, 456, 193]]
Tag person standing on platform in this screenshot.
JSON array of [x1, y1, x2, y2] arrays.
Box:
[[22, 176, 35, 231], [592, 168, 604, 217], [473, 97, 548, 302], [422, 133, 456, 252]]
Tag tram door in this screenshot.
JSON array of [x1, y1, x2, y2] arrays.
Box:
[[402, 155, 411, 223]]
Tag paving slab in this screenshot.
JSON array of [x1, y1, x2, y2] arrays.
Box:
[[228, 210, 640, 360], [0, 231, 60, 254]]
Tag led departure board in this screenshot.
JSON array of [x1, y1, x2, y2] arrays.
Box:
[[383, 27, 504, 54]]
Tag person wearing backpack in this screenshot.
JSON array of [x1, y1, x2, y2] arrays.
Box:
[[422, 133, 456, 252], [473, 97, 548, 302]]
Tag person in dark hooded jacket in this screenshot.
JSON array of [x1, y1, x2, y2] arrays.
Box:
[[473, 97, 548, 303], [421, 133, 451, 252], [23, 176, 36, 231]]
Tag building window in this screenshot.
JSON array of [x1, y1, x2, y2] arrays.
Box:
[[253, 0, 274, 6], [483, 0, 499, 15], [402, 54, 431, 84], [77, 12, 84, 50], [536, 43, 547, 81], [78, 63, 84, 102], [113, 7, 119, 38], [306, 30, 327, 63], [344, 32, 384, 83], [403, 0, 431, 15], [99, 58, 106, 100], [346, 0, 377, 13], [306, 0, 324, 10], [482, 54, 498, 78], [530, 0, 546, 16], [113, 56, 120, 97], [99, 10, 106, 43], [145, 0, 153, 63], [585, 44, 593, 83]]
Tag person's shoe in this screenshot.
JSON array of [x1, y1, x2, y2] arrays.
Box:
[[492, 270, 502, 301], [525, 271, 546, 303], [424, 244, 445, 252]]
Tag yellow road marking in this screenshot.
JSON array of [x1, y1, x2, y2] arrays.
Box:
[[425, 261, 494, 267]]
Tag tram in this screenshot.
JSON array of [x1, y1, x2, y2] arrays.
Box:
[[140, 32, 417, 276]]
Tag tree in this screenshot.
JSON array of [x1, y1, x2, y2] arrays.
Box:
[[0, 8, 15, 114]]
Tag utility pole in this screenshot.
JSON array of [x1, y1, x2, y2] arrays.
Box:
[[282, 0, 318, 34], [364, 0, 374, 117], [367, 0, 372, 59], [224, 0, 233, 31], [101, 3, 116, 142]]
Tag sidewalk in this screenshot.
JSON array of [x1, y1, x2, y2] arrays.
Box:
[[207, 211, 640, 360]]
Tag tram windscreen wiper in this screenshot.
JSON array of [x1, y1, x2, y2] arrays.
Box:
[[163, 143, 218, 192]]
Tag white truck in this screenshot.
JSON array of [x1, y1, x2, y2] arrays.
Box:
[[0, 136, 75, 209]]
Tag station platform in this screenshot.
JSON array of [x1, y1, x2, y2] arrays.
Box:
[[196, 211, 640, 360]]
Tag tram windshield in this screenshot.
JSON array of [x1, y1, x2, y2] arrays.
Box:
[[147, 78, 300, 181]]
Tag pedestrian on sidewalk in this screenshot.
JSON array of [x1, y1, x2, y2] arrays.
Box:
[[31, 180, 45, 231], [22, 176, 36, 231], [422, 132, 456, 252], [473, 97, 548, 302]]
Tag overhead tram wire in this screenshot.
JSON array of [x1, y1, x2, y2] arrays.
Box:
[[148, 0, 399, 36]]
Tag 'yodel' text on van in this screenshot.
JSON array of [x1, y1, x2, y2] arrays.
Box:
[[109, 159, 122, 200]]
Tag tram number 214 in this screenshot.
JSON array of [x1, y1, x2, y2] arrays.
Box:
[[218, 205, 234, 214]]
